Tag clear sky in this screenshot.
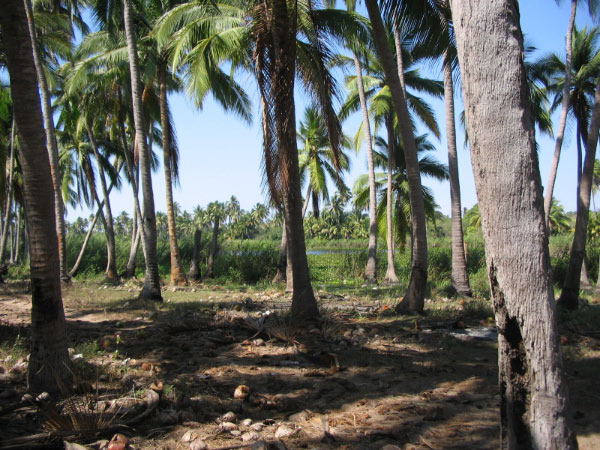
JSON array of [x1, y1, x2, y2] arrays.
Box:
[[67, 0, 596, 221]]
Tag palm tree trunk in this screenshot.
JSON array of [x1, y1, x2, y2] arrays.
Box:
[[124, 0, 162, 301], [452, 1, 577, 446], [1, 0, 72, 393], [272, 0, 318, 322], [87, 122, 118, 281], [158, 62, 187, 285], [272, 219, 287, 283], [544, 0, 577, 230], [302, 185, 312, 218], [384, 114, 399, 283], [205, 217, 219, 279], [188, 228, 202, 281], [69, 202, 102, 278], [0, 118, 16, 264], [353, 53, 378, 283], [14, 208, 21, 263], [560, 77, 600, 309], [365, 0, 428, 313], [24, 0, 69, 282], [443, 50, 471, 296]]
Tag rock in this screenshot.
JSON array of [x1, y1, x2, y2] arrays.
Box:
[[250, 441, 269, 450], [189, 440, 208, 450], [230, 430, 242, 437], [181, 430, 198, 443], [242, 431, 260, 442], [220, 422, 238, 432], [234, 384, 250, 400], [250, 423, 264, 432], [221, 411, 237, 422], [274, 424, 296, 439], [240, 418, 253, 426], [289, 410, 310, 422], [107, 433, 128, 450], [252, 339, 265, 346]]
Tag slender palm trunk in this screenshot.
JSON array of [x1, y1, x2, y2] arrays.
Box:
[[158, 62, 186, 285], [353, 53, 378, 282], [188, 228, 202, 281], [452, 1, 577, 446], [205, 217, 219, 279], [544, 0, 577, 230], [1, 0, 72, 393], [24, 0, 69, 282], [272, 0, 318, 322], [366, 0, 428, 313], [272, 219, 287, 283], [560, 77, 600, 309], [443, 50, 471, 296], [14, 208, 21, 263], [124, 0, 162, 300], [69, 202, 102, 277], [302, 185, 312, 218], [384, 114, 399, 283], [87, 122, 118, 281], [0, 118, 16, 264]]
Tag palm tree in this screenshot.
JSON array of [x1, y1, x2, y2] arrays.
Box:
[[544, 0, 600, 230], [205, 201, 225, 279], [298, 105, 350, 219], [189, 205, 207, 281], [0, 0, 72, 393], [549, 198, 572, 234], [123, 0, 162, 301]]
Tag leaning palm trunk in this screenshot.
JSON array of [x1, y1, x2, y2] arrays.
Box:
[[443, 50, 471, 296], [0, 118, 16, 264], [383, 114, 399, 283], [188, 228, 202, 281], [24, 0, 69, 282], [365, 0, 428, 313], [544, 0, 578, 230], [124, 0, 162, 301], [353, 53, 378, 282], [69, 203, 102, 277], [158, 62, 186, 285], [560, 77, 600, 309], [452, 0, 577, 447], [1, 0, 72, 393], [205, 217, 219, 279], [87, 122, 118, 281]]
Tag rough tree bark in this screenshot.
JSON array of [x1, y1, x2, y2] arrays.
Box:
[[204, 216, 219, 279], [1, 0, 72, 393], [383, 113, 399, 283], [188, 228, 202, 281], [451, 0, 577, 447]]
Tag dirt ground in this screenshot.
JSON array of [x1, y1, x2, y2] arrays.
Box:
[[0, 280, 599, 450]]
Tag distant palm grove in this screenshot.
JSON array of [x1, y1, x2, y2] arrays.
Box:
[[1, 0, 599, 447]]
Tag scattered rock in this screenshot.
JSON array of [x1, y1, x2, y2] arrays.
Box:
[[220, 411, 237, 422], [242, 431, 260, 442], [107, 433, 128, 450], [252, 339, 265, 346], [250, 423, 264, 432], [230, 430, 242, 437], [220, 422, 238, 432], [234, 384, 250, 400], [274, 424, 296, 439], [181, 430, 198, 443], [240, 418, 253, 426], [189, 440, 208, 450]]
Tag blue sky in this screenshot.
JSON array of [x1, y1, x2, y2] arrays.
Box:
[[68, 0, 595, 221]]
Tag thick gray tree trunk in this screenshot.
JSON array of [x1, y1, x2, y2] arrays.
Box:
[[383, 114, 399, 283], [544, 0, 577, 230], [451, 0, 577, 447], [205, 217, 219, 279], [124, 0, 162, 300]]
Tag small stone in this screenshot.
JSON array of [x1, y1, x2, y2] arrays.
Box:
[[250, 423, 264, 432], [182, 430, 198, 443], [234, 385, 250, 400], [221, 411, 237, 422], [220, 422, 238, 432], [107, 433, 128, 450], [252, 339, 265, 346], [274, 424, 295, 439], [240, 418, 253, 426], [230, 430, 242, 437], [242, 431, 260, 442], [189, 440, 208, 450]]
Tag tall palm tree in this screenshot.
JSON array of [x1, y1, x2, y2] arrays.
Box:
[[544, 0, 600, 230], [0, 0, 72, 393], [205, 201, 225, 279]]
